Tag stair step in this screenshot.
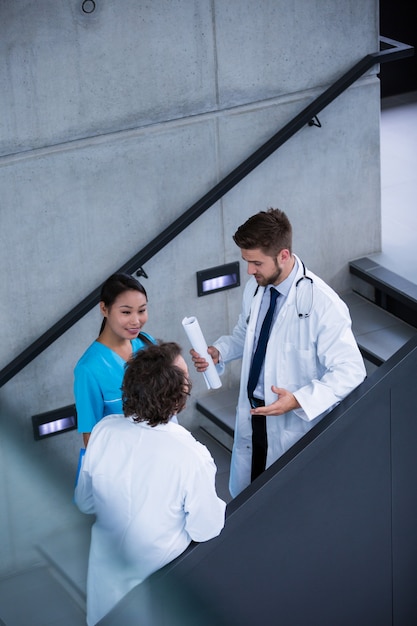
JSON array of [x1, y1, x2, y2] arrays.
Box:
[[350, 256, 417, 327], [0, 565, 86, 625], [196, 388, 237, 438], [36, 520, 92, 604], [342, 292, 417, 365], [191, 427, 232, 503]]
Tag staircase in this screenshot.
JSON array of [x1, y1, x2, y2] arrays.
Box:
[[1, 258, 415, 626]]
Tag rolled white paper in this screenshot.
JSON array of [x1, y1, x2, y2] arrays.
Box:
[[182, 316, 222, 390]]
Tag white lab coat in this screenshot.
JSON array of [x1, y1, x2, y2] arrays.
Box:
[[215, 255, 366, 497], [75, 415, 226, 626]]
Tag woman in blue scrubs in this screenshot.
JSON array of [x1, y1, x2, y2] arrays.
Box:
[[74, 273, 156, 447]]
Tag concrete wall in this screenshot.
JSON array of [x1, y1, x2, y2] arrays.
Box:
[[0, 0, 380, 576]]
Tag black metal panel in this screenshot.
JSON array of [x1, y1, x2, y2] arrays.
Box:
[[99, 337, 417, 625], [390, 365, 417, 625], [380, 1, 417, 97]]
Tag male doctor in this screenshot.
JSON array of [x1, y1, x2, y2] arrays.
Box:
[[191, 208, 366, 497]]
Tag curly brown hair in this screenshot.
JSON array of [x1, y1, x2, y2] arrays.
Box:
[[122, 342, 192, 426]]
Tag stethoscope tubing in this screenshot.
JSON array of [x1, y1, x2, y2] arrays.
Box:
[[247, 259, 314, 323]]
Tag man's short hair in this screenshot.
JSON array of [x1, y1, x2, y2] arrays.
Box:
[[122, 342, 191, 426], [233, 208, 292, 256]]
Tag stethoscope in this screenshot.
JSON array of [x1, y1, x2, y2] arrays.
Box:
[[247, 259, 314, 323], [295, 260, 314, 318]]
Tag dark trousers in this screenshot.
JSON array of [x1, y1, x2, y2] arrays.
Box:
[[250, 398, 267, 482]]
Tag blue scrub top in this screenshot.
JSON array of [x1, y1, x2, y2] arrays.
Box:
[[74, 333, 156, 434]]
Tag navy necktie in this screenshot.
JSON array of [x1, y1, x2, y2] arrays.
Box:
[[247, 287, 279, 400]]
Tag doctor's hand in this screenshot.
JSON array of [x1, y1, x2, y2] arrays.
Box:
[[190, 346, 220, 372], [250, 386, 301, 416]]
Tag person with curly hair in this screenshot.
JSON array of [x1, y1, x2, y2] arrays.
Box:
[[75, 342, 226, 626]]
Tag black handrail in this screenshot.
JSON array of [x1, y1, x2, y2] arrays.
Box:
[[0, 36, 413, 388]]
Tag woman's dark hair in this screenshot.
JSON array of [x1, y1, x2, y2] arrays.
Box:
[[233, 208, 292, 257], [99, 273, 147, 334], [122, 342, 191, 426]]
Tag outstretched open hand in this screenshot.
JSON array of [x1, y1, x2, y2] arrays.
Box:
[[250, 386, 301, 416]]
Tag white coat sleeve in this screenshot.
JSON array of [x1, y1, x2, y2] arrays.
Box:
[[183, 451, 226, 542], [293, 293, 366, 421], [74, 453, 95, 514]]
